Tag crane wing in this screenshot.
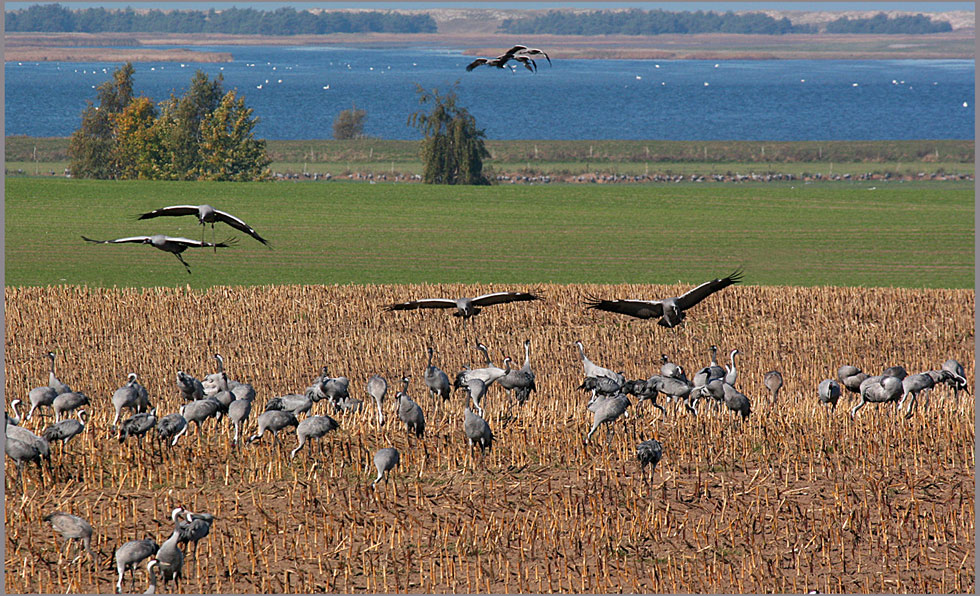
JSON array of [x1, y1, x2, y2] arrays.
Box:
[[137, 205, 200, 220], [584, 296, 665, 320], [385, 298, 458, 312], [465, 58, 488, 71], [212, 209, 269, 246], [471, 292, 541, 307], [165, 236, 237, 248], [503, 45, 528, 57], [674, 269, 743, 311], [81, 235, 149, 245]]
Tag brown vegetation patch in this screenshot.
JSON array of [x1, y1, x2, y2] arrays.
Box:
[[4, 284, 975, 593]]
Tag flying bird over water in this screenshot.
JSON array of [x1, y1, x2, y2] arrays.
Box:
[[466, 45, 548, 72], [385, 291, 541, 320], [137, 204, 269, 248], [584, 269, 743, 327], [81, 234, 236, 274]]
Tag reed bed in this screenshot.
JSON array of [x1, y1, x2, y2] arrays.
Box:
[[4, 283, 975, 594]]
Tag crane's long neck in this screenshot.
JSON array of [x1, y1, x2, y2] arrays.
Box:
[[478, 344, 493, 367], [8, 401, 22, 426], [49, 353, 57, 376], [427, 349, 434, 369], [523, 342, 531, 369], [576, 342, 588, 364], [401, 378, 410, 394], [710, 346, 718, 367], [215, 354, 225, 372]]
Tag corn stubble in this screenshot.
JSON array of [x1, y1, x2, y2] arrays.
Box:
[[4, 283, 974, 594]]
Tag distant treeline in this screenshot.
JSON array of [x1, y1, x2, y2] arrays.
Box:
[[500, 9, 955, 35], [500, 9, 816, 35], [826, 12, 952, 34], [5, 3, 437, 34]]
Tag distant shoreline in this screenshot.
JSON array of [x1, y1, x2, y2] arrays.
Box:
[[4, 30, 974, 62]]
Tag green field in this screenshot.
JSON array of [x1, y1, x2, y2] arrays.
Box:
[[4, 177, 974, 288]]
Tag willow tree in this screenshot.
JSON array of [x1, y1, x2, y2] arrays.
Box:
[[407, 82, 490, 185]]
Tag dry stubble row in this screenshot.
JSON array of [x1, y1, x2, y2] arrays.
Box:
[[4, 283, 975, 594]]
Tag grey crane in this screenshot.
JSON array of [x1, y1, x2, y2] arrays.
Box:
[[154, 526, 183, 590], [942, 359, 968, 400], [837, 365, 868, 395], [881, 365, 908, 380], [52, 391, 90, 422], [155, 412, 188, 448], [579, 374, 625, 399], [204, 370, 236, 415], [291, 414, 340, 458], [179, 397, 223, 435], [372, 447, 400, 487], [385, 291, 540, 321], [145, 559, 159, 594], [27, 384, 58, 421], [119, 408, 158, 447], [721, 383, 751, 420], [499, 342, 537, 405], [396, 376, 426, 438], [424, 347, 452, 401], [660, 354, 687, 382], [176, 371, 205, 401], [465, 56, 510, 71], [227, 396, 253, 446], [365, 374, 388, 426], [264, 393, 313, 417], [584, 269, 743, 327], [112, 373, 151, 428], [42, 409, 88, 450], [643, 375, 694, 415], [137, 203, 269, 249], [817, 379, 841, 413], [898, 372, 947, 418], [5, 435, 44, 485], [463, 406, 494, 460], [47, 351, 72, 395], [5, 406, 51, 466], [511, 44, 552, 65], [764, 370, 784, 403], [696, 378, 726, 407], [461, 377, 488, 417], [574, 340, 626, 386], [43, 511, 95, 565], [693, 345, 727, 386], [455, 342, 508, 388], [114, 538, 158, 593], [724, 349, 740, 386], [636, 438, 664, 481], [315, 365, 351, 411], [621, 378, 668, 416], [213, 354, 256, 402], [851, 375, 904, 418], [511, 54, 537, 72], [81, 234, 236, 274], [247, 410, 298, 446], [586, 393, 631, 444], [176, 508, 214, 558]]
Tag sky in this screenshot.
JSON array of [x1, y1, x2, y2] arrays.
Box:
[[5, 1, 975, 11]]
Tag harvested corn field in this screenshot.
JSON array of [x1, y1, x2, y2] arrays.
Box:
[[4, 283, 975, 594]]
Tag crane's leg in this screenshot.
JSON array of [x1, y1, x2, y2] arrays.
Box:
[[174, 252, 192, 274]]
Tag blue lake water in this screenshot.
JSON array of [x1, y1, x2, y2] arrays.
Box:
[[4, 45, 975, 140]]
